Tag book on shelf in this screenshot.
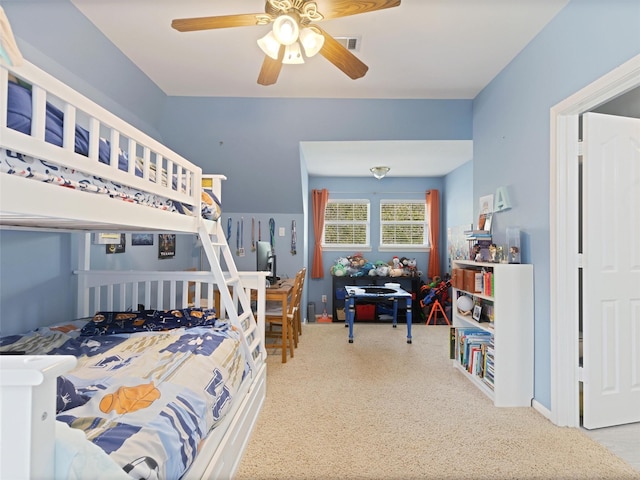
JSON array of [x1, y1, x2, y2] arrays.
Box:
[[456, 328, 493, 374], [464, 231, 492, 242], [449, 327, 456, 360]]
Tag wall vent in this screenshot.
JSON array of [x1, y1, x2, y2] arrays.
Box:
[[334, 36, 361, 51]]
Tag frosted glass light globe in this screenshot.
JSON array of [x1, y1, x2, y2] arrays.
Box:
[[457, 295, 473, 313]]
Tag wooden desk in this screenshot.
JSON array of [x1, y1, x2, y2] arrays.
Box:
[[265, 281, 294, 363]]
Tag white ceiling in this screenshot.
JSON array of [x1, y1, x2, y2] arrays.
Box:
[[302, 140, 473, 177], [69, 0, 569, 176]]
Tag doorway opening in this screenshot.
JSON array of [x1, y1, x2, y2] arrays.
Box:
[[549, 53, 640, 428]]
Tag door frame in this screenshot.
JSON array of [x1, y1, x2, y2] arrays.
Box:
[[549, 53, 640, 427]]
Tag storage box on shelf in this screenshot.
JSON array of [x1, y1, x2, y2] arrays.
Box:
[[332, 276, 420, 323], [451, 259, 533, 407]]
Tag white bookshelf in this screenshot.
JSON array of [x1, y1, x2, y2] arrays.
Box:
[[451, 260, 534, 407]]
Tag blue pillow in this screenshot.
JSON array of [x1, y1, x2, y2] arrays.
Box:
[[7, 81, 134, 173]]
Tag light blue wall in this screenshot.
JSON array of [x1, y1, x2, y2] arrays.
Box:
[[219, 213, 305, 282], [471, 0, 640, 408], [157, 96, 472, 214], [87, 234, 197, 271], [443, 160, 474, 272], [0, 231, 73, 335]]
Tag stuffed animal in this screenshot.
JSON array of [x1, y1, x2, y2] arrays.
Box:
[[330, 257, 349, 276], [405, 258, 418, 276], [361, 262, 376, 276], [375, 261, 390, 276], [348, 252, 367, 269], [389, 256, 404, 277], [389, 267, 404, 277]]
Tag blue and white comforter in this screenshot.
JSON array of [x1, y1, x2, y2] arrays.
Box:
[[0, 317, 247, 479]]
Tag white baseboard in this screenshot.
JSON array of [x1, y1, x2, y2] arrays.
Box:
[[532, 398, 552, 421]]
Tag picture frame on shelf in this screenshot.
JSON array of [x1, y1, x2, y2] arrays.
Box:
[[472, 304, 482, 322]]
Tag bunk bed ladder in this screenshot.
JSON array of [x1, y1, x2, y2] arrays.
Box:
[[197, 223, 262, 372]]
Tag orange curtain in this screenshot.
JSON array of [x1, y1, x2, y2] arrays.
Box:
[[426, 189, 440, 280], [311, 188, 329, 278]]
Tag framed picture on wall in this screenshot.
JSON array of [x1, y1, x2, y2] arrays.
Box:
[[106, 234, 126, 254], [132, 233, 154, 246], [158, 234, 176, 259]]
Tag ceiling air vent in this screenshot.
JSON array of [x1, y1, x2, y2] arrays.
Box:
[[334, 36, 361, 52]]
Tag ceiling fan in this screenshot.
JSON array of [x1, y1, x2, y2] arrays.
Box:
[[171, 0, 401, 86]]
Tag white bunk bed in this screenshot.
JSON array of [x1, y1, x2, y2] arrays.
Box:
[[0, 56, 267, 480]]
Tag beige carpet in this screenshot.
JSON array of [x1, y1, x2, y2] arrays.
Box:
[[236, 323, 640, 480]]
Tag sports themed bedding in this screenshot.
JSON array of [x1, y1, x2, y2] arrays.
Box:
[[0, 309, 248, 479], [4, 79, 222, 221]]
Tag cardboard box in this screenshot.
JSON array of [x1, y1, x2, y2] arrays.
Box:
[[451, 268, 463, 289], [463, 269, 476, 293]]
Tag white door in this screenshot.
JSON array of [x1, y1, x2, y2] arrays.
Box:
[[582, 112, 640, 429]]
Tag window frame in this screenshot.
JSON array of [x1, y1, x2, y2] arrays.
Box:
[[378, 199, 430, 252], [321, 199, 371, 251]]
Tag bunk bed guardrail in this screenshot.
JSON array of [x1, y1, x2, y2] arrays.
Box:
[[1, 60, 226, 231]]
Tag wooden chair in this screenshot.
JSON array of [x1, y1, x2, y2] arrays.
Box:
[[286, 267, 306, 346], [265, 268, 305, 359], [292, 268, 306, 341]]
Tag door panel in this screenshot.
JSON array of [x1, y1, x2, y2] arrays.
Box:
[[582, 112, 640, 429]]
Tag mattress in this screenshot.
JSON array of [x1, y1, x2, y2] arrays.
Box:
[[0, 309, 247, 479], [1, 148, 221, 220]]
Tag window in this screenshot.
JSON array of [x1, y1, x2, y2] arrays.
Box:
[[380, 200, 428, 250], [323, 200, 370, 249]]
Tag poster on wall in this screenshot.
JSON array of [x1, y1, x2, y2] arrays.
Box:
[[158, 234, 176, 259], [132, 233, 154, 246], [106, 234, 126, 254]]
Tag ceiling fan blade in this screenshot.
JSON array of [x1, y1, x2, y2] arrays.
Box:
[[317, 28, 368, 80], [257, 46, 285, 86], [317, 0, 401, 20], [172, 13, 264, 32]]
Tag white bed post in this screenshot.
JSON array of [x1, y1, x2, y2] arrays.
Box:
[[76, 233, 91, 318], [0, 355, 77, 479]]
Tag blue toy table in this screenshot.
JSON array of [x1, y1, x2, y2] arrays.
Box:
[[344, 284, 413, 344]]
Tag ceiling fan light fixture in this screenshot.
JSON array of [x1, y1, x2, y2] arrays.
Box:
[[257, 31, 281, 60], [272, 15, 300, 46], [370, 166, 390, 179], [283, 42, 304, 64], [299, 27, 325, 57]]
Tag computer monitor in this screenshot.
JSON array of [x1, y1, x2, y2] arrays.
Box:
[[256, 240, 271, 272], [256, 240, 278, 285]]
